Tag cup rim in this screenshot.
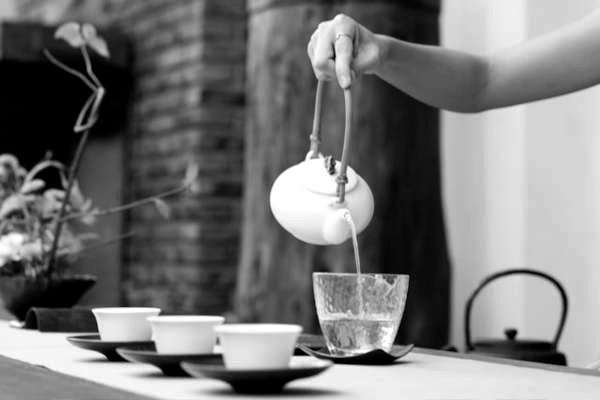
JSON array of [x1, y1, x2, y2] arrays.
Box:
[[312, 272, 409, 279], [215, 324, 302, 334], [147, 315, 225, 324], [92, 307, 161, 315]]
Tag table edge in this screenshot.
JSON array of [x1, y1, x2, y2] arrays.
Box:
[[414, 347, 600, 378], [0, 354, 156, 400]]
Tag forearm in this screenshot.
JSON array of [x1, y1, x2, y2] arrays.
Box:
[[374, 10, 600, 113], [374, 35, 489, 113]]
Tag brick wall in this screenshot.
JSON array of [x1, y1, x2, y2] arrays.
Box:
[[17, 0, 246, 314]]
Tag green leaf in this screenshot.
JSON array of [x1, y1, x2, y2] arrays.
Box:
[[82, 23, 110, 58], [20, 179, 45, 195], [0, 195, 25, 218], [0, 154, 20, 171], [80, 198, 93, 213], [152, 198, 171, 219], [183, 163, 199, 194], [41, 189, 65, 218], [54, 22, 84, 48], [81, 23, 97, 40], [80, 207, 98, 226], [69, 181, 86, 210], [44, 189, 66, 202]]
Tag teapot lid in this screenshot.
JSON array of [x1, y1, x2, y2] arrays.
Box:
[[296, 158, 359, 196]]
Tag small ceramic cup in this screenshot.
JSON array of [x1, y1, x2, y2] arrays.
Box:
[[215, 324, 302, 370], [147, 315, 225, 354], [92, 307, 161, 342]]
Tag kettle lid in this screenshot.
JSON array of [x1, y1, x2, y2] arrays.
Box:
[[296, 158, 359, 196]]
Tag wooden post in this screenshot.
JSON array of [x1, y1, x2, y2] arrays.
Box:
[[238, 0, 450, 348]]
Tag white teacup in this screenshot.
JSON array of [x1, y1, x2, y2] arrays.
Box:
[[92, 307, 161, 342], [215, 324, 302, 370], [148, 315, 225, 354]]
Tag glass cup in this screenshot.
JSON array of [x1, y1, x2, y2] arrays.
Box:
[[313, 273, 409, 356]]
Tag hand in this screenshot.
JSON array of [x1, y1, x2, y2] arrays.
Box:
[[307, 14, 387, 89]]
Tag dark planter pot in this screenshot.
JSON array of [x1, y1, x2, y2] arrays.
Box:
[[0, 274, 97, 321]]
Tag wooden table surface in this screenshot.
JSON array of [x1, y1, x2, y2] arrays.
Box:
[[0, 321, 599, 399]]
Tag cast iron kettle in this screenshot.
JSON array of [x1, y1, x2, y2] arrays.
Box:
[[465, 268, 568, 365]]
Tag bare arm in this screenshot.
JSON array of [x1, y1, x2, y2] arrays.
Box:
[[309, 11, 600, 113]]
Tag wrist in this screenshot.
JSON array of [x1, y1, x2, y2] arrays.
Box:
[[373, 34, 392, 76]]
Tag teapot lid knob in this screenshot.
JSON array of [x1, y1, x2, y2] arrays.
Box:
[[504, 327, 518, 341]]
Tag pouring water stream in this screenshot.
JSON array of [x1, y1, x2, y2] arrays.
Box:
[[341, 209, 365, 319], [342, 210, 361, 275]]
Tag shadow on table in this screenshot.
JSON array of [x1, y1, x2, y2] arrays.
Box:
[[79, 357, 125, 364], [393, 359, 418, 366], [203, 387, 344, 397], [132, 370, 182, 379]]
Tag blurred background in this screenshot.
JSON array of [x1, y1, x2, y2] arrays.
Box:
[[0, 0, 599, 368]]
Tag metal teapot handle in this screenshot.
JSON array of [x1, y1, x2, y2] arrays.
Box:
[[464, 268, 568, 351], [308, 80, 352, 203]]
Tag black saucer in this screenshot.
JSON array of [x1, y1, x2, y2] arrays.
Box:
[[294, 333, 326, 355], [66, 334, 152, 361], [181, 356, 333, 394], [296, 343, 414, 365], [116, 343, 222, 376]]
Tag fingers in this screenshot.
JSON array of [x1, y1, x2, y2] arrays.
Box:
[[309, 23, 335, 81], [334, 34, 353, 89], [307, 28, 319, 58], [332, 14, 356, 88], [308, 14, 356, 87]]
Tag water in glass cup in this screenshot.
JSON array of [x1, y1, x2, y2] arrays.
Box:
[[319, 314, 398, 355], [313, 273, 409, 356]]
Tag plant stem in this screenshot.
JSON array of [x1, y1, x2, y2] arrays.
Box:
[[45, 128, 91, 276], [44, 49, 96, 91], [81, 45, 101, 88], [24, 160, 67, 185], [68, 231, 136, 256], [44, 44, 105, 277], [59, 185, 188, 223]]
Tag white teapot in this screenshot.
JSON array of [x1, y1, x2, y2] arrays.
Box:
[[270, 81, 374, 245]]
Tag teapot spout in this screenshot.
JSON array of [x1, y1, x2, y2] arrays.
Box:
[[322, 208, 353, 244]]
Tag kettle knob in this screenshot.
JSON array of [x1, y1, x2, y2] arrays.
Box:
[[504, 327, 518, 341]]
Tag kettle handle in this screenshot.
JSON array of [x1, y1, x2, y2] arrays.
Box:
[[308, 80, 352, 203], [464, 268, 568, 351]]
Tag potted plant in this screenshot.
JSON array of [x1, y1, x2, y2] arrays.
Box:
[[0, 23, 198, 321]]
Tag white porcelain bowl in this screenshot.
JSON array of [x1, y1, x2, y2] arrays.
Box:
[[92, 307, 161, 342], [215, 324, 302, 370], [148, 315, 225, 354]]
